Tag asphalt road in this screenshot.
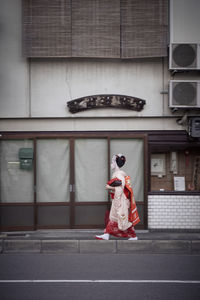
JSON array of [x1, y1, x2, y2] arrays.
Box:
[[0, 254, 200, 300]]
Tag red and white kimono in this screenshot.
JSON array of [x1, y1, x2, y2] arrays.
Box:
[[104, 170, 140, 238]]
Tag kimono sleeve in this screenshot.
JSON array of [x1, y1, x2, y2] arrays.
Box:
[[114, 174, 125, 200]]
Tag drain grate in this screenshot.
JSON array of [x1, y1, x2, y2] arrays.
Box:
[[6, 233, 29, 237]]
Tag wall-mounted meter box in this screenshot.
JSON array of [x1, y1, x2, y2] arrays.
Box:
[[19, 148, 34, 170]]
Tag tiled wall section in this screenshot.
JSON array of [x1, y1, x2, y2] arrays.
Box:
[[148, 195, 200, 229]]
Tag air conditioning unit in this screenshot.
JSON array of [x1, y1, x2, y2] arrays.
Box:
[[169, 43, 200, 70], [169, 80, 200, 108]]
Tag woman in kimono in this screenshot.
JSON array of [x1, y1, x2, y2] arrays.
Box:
[[96, 154, 140, 240]]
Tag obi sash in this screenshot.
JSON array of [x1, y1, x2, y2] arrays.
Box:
[[124, 176, 140, 226], [107, 176, 140, 226]]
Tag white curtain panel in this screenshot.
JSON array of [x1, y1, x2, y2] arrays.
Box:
[[0, 140, 34, 203], [37, 139, 70, 202], [110, 139, 144, 202], [75, 139, 108, 202]]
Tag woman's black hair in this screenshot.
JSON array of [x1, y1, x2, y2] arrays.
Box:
[[116, 155, 126, 168]]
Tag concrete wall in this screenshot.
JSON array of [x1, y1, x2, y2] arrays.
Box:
[[1, 0, 199, 127], [0, 0, 29, 118], [30, 58, 170, 118], [170, 0, 200, 43], [0, 0, 173, 122], [0, 117, 182, 132]]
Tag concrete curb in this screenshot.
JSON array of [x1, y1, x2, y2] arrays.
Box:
[[152, 240, 191, 254], [0, 239, 200, 254], [80, 240, 117, 254], [41, 240, 79, 253], [3, 240, 41, 253]]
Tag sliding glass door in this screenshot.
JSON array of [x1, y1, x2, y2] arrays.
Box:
[[0, 133, 147, 230], [110, 138, 145, 227], [74, 138, 108, 227], [0, 139, 34, 229], [36, 139, 70, 228]]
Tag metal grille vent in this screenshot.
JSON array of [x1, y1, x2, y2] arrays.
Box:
[[173, 82, 197, 106], [169, 80, 200, 108], [172, 44, 197, 68], [169, 43, 200, 69]]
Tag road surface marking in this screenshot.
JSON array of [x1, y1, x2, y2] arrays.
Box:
[[0, 280, 200, 284]]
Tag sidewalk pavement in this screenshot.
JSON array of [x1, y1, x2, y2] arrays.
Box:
[[0, 230, 200, 254]]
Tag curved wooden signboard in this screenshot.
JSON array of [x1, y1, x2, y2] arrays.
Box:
[[67, 94, 146, 114]]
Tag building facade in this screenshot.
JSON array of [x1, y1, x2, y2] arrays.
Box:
[[0, 0, 200, 231]]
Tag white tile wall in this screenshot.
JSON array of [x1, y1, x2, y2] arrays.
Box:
[[148, 195, 200, 229]]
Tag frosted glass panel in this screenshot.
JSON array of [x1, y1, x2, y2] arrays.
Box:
[[37, 139, 70, 202], [110, 139, 144, 202], [0, 140, 34, 203], [75, 139, 107, 202]]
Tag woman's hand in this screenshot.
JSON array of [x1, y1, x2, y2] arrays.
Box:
[[105, 184, 115, 190]]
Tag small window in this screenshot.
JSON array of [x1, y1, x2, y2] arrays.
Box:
[[150, 150, 200, 192]]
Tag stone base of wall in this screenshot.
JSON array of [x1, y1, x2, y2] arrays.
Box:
[[148, 195, 200, 230]]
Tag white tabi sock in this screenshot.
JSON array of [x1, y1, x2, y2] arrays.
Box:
[[128, 237, 138, 241], [95, 233, 110, 240]]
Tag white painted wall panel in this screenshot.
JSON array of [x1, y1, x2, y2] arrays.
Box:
[[0, 0, 29, 118], [31, 59, 166, 117], [170, 0, 200, 43], [0, 118, 183, 132], [30, 60, 67, 117]]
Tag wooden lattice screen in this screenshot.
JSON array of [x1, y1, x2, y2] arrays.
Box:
[[121, 0, 169, 58], [22, 0, 72, 57], [22, 0, 168, 58], [72, 0, 120, 58]]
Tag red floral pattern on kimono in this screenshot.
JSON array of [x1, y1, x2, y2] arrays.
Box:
[[104, 221, 137, 238]]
